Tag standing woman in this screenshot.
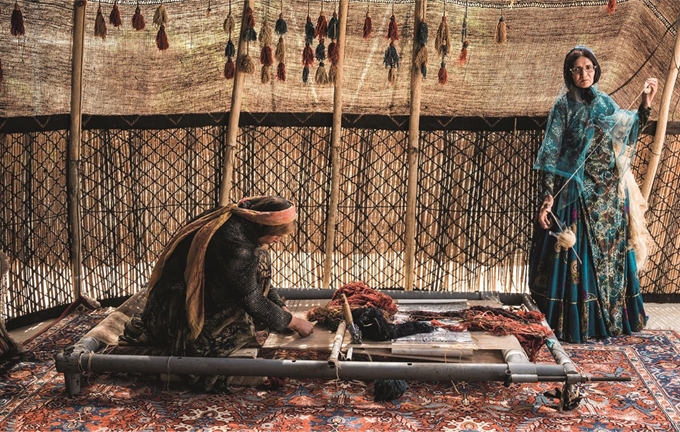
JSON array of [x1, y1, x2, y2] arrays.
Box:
[[122, 196, 314, 391], [529, 46, 658, 343]]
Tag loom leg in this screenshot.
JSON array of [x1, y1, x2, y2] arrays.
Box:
[[559, 382, 582, 411], [64, 372, 82, 395]]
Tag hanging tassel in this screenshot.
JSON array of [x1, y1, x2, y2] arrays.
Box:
[[239, 54, 255, 74], [384, 41, 399, 69], [206, 0, 212, 17], [225, 39, 236, 58], [276, 62, 286, 82], [315, 61, 328, 84], [11, 2, 25, 37], [224, 57, 235, 79], [328, 63, 338, 83], [259, 19, 272, 47], [156, 24, 169, 50], [302, 66, 310, 83], [224, 13, 235, 33], [415, 46, 428, 78], [243, 7, 257, 41], [435, 16, 450, 57], [305, 15, 315, 44], [438, 61, 447, 85], [95, 5, 107, 40], [416, 21, 428, 47], [387, 66, 396, 85], [328, 40, 339, 66], [261, 65, 271, 84], [303, 41, 315, 68], [275, 13, 288, 35], [315, 38, 326, 62], [387, 14, 399, 41], [327, 11, 339, 40], [153, 4, 168, 27], [495, 16, 507, 44], [109, 2, 122, 28], [132, 6, 146, 31], [275, 36, 285, 63], [606, 0, 617, 14], [458, 39, 469, 65], [315, 10, 328, 40], [260, 45, 274, 67], [363, 11, 372, 39]]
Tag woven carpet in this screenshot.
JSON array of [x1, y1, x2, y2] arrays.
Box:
[[1, 306, 679, 431]]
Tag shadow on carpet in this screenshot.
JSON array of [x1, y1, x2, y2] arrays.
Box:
[[0, 306, 679, 431]]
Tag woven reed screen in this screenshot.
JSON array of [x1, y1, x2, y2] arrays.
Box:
[[1, 119, 680, 323]]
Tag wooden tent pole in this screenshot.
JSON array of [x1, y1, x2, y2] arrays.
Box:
[[219, 0, 255, 206], [322, 0, 350, 288], [67, 0, 87, 301], [403, 0, 427, 291], [641, 19, 680, 201]]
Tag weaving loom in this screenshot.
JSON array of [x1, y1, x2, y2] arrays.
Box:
[[54, 289, 627, 410]]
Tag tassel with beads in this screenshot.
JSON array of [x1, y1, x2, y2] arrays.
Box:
[[363, 10, 372, 39], [606, 0, 617, 14], [315, 10, 328, 40], [109, 1, 122, 28], [11, 2, 25, 36], [495, 16, 507, 44], [132, 5, 145, 31], [435, 15, 450, 57], [458, 39, 469, 65], [95, 5, 107, 39]]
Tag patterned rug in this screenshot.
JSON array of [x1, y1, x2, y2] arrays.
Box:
[[1, 306, 679, 431]]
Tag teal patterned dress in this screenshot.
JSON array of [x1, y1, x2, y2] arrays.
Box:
[[529, 87, 649, 343]]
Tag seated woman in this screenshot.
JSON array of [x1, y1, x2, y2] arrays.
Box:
[[121, 196, 314, 391]]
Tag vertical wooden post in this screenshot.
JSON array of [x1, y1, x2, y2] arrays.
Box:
[[403, 0, 427, 291], [322, 0, 349, 289], [641, 19, 680, 201], [67, 0, 87, 301], [219, 0, 255, 206]]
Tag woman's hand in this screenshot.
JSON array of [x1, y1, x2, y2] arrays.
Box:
[[287, 315, 315, 338], [643, 78, 658, 108], [538, 195, 554, 230]]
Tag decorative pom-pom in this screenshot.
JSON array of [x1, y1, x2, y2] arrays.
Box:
[[239, 54, 255, 74], [438, 62, 448, 85], [327, 12, 339, 40], [224, 14, 235, 34], [305, 16, 315, 44], [315, 38, 326, 62], [383, 41, 399, 68], [276, 62, 286, 82], [109, 3, 122, 28], [95, 5, 107, 40], [495, 17, 507, 44], [435, 16, 450, 57], [328, 41, 339, 65], [458, 40, 469, 65], [315, 62, 328, 85], [260, 45, 273, 67], [606, 0, 617, 14], [302, 66, 310, 83], [225, 39, 236, 58], [153, 4, 168, 27], [275, 14, 288, 35], [224, 57, 235, 79], [275, 36, 285, 63], [261, 65, 271, 84], [11, 2, 25, 37], [303, 42, 314, 67], [259, 20, 272, 46], [156, 24, 169, 50], [363, 12, 372, 39], [315, 11, 328, 40], [387, 15, 399, 41], [132, 6, 146, 31]]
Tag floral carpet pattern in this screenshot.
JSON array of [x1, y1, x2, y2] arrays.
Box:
[[0, 306, 679, 431]]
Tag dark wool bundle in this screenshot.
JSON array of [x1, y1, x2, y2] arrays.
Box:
[[225, 39, 236, 58], [315, 39, 326, 62], [355, 307, 434, 341], [156, 24, 169, 50], [302, 66, 310, 83], [275, 13, 287, 35], [11, 2, 25, 36], [374, 379, 408, 402], [387, 14, 398, 41], [109, 3, 122, 28], [276, 62, 286, 81], [95, 5, 107, 40], [363, 12, 372, 39], [305, 16, 315, 44], [416, 21, 428, 46], [327, 12, 339, 40], [132, 6, 146, 31], [383, 42, 399, 68]]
